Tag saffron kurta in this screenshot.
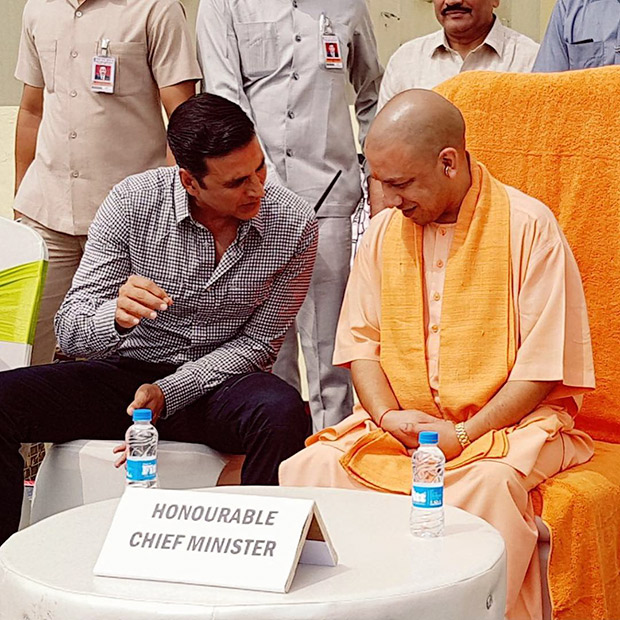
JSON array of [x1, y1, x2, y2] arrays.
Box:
[[280, 176, 595, 620]]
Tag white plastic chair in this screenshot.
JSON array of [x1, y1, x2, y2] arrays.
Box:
[[31, 440, 243, 524], [0, 216, 48, 529], [0, 217, 48, 370], [0, 215, 243, 523]]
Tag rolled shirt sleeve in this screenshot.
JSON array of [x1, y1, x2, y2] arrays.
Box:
[[508, 230, 595, 388]]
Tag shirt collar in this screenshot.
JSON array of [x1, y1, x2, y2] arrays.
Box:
[[172, 168, 191, 224], [480, 16, 506, 58], [171, 168, 265, 239], [432, 15, 506, 59]]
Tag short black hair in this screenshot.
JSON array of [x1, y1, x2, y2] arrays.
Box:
[[167, 94, 255, 185]]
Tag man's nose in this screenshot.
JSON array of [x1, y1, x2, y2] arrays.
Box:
[[382, 184, 403, 207], [247, 174, 265, 198]]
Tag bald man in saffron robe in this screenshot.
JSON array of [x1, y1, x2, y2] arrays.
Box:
[[279, 90, 595, 620]]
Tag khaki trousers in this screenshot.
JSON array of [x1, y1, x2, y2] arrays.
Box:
[[19, 215, 87, 365]]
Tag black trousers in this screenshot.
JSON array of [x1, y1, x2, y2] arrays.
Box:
[[0, 357, 310, 546]]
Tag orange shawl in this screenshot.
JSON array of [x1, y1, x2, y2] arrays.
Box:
[[340, 160, 514, 490]]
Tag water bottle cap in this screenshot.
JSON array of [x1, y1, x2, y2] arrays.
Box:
[[419, 431, 439, 444], [132, 408, 152, 422]]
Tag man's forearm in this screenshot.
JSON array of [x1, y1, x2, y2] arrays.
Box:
[[14, 106, 42, 194], [160, 81, 197, 166], [464, 380, 558, 441], [351, 359, 399, 423]]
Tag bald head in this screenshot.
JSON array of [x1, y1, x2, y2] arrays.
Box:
[[367, 90, 466, 158], [366, 90, 473, 226]]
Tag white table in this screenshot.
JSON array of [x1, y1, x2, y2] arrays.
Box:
[[0, 487, 506, 620]]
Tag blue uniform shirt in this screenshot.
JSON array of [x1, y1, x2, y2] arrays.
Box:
[[533, 0, 620, 71]]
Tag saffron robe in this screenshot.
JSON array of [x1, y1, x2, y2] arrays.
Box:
[[280, 168, 595, 620]]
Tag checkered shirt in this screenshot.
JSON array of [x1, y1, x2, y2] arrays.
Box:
[[55, 166, 318, 417]]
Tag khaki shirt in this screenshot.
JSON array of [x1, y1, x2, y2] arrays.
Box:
[[15, 0, 202, 235]]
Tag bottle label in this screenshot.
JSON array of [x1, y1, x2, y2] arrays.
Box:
[[127, 457, 157, 482], [412, 483, 443, 509]]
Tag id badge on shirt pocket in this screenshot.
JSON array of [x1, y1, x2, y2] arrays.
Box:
[[322, 34, 343, 69], [92, 40, 116, 94], [91, 55, 116, 93], [319, 13, 343, 70]]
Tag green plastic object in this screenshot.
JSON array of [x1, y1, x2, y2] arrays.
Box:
[[0, 260, 48, 345]]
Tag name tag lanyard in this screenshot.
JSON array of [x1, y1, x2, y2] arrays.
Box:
[[319, 13, 343, 70], [92, 37, 116, 93]]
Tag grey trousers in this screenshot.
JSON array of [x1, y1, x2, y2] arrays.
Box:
[[273, 216, 353, 432]]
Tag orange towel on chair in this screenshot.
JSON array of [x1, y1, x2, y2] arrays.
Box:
[[436, 66, 620, 620]]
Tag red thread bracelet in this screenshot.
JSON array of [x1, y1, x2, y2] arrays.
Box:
[[377, 408, 395, 427]]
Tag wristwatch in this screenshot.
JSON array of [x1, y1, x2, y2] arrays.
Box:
[[454, 422, 472, 448]]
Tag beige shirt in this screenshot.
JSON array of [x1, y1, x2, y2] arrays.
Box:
[[14, 0, 202, 235], [378, 18, 539, 109], [334, 184, 595, 410]]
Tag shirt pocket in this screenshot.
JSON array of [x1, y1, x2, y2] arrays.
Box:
[[236, 22, 279, 78], [567, 40, 604, 69], [36, 40, 57, 92], [216, 281, 272, 320], [110, 41, 147, 96]]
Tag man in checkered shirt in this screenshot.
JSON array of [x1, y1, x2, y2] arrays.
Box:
[[0, 94, 318, 546]]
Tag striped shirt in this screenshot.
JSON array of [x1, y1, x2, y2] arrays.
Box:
[[55, 166, 318, 416]]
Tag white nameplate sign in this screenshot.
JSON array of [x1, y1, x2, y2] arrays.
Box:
[[94, 487, 337, 593]]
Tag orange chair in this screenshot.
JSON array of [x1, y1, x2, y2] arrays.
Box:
[[436, 66, 620, 620]]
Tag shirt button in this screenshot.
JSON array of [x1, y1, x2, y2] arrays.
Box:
[[439, 227, 446, 236], [69, 131, 77, 139], [75, 10, 83, 17], [431, 324, 439, 333], [295, 34, 302, 42], [71, 50, 78, 58], [287, 110, 295, 119], [292, 72, 300, 80], [437, 259, 444, 268], [433, 292, 441, 302], [286, 148, 293, 157], [71, 170, 79, 178], [292, 0, 298, 6], [70, 90, 77, 97]]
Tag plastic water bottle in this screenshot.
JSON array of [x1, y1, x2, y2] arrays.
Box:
[[125, 408, 158, 488], [410, 430, 445, 537]]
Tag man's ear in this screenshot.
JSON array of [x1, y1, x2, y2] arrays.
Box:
[[439, 148, 458, 177], [179, 168, 199, 197]]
